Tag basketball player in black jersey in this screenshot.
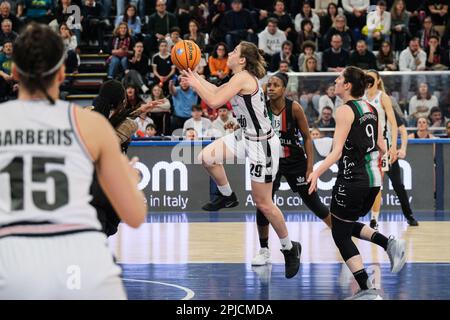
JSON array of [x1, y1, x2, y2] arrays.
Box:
[[308, 67, 407, 300], [252, 73, 331, 266]]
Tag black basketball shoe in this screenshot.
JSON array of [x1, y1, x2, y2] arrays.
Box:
[[281, 241, 301, 279], [201, 192, 239, 211]]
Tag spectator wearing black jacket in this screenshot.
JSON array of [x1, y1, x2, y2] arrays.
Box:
[[348, 39, 378, 70], [322, 34, 349, 71], [221, 0, 257, 50], [0, 1, 21, 33], [270, 40, 299, 72], [123, 41, 151, 94], [82, 0, 109, 51], [145, 0, 178, 54], [0, 18, 17, 46], [426, 35, 449, 69]]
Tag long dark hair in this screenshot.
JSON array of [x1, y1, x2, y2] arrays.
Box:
[[343, 66, 374, 98], [123, 4, 137, 24], [212, 42, 228, 59], [13, 23, 65, 105]]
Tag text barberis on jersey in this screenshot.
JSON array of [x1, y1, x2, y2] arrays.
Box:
[[0, 129, 73, 147]]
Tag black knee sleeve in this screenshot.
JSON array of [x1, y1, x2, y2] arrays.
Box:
[[298, 186, 329, 220], [256, 208, 270, 227], [331, 215, 360, 261], [351, 222, 365, 239]]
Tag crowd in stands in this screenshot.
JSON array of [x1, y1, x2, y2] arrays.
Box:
[[1, 0, 450, 140]]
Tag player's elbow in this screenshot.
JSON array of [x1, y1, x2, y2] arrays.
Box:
[[124, 204, 147, 228]]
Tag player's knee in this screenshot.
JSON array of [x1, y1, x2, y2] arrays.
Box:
[[254, 199, 274, 216], [198, 150, 214, 167]]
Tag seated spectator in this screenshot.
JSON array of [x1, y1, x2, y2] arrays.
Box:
[[124, 42, 150, 93], [376, 41, 398, 70], [134, 111, 155, 137], [405, 1, 426, 36], [408, 116, 436, 138], [315, 106, 336, 137], [271, 40, 298, 72], [342, 0, 370, 32], [419, 16, 441, 51], [408, 82, 439, 122], [426, 0, 448, 36], [349, 39, 377, 70], [125, 85, 145, 110], [365, 0, 391, 51], [151, 39, 176, 94], [221, 0, 257, 50], [322, 34, 350, 71], [145, 0, 178, 54], [207, 0, 227, 46], [145, 123, 157, 137], [166, 26, 182, 50], [399, 38, 427, 71], [318, 83, 342, 114], [269, 0, 296, 46], [169, 78, 198, 132], [428, 106, 446, 129], [0, 18, 17, 46], [446, 120, 450, 138], [258, 18, 286, 64], [114, 4, 142, 39], [0, 1, 21, 33], [310, 126, 323, 139], [0, 39, 15, 101], [107, 22, 134, 80], [82, 0, 109, 51], [21, 0, 53, 24], [145, 84, 172, 136], [59, 23, 79, 73], [174, 0, 193, 35], [297, 19, 319, 52], [298, 40, 322, 73], [390, 0, 410, 53], [208, 42, 230, 85], [183, 104, 213, 138], [295, 1, 321, 34], [319, 2, 340, 33], [323, 14, 355, 51], [184, 127, 198, 140], [49, 0, 82, 43], [116, 0, 145, 21], [183, 19, 206, 51], [301, 55, 319, 72], [426, 35, 449, 70], [211, 105, 238, 137]]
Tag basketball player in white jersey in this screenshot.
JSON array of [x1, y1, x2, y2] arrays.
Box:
[[0, 23, 146, 299], [363, 70, 398, 229], [181, 41, 301, 279]]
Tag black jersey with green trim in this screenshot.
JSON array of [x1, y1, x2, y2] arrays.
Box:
[[338, 99, 382, 187]]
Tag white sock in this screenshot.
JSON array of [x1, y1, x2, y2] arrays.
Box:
[[280, 236, 293, 251], [371, 211, 379, 220], [217, 183, 232, 196]]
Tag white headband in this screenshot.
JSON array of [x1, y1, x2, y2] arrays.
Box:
[[15, 50, 67, 78]]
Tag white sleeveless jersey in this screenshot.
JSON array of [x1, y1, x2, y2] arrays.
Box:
[[230, 79, 272, 137], [363, 90, 388, 140], [0, 100, 100, 230]]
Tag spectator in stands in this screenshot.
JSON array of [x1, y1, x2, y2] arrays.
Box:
[[183, 104, 212, 138], [116, 0, 145, 21], [297, 19, 319, 52], [446, 120, 450, 137], [211, 105, 238, 137], [221, 0, 257, 50], [318, 83, 342, 114], [418, 16, 440, 50], [295, 1, 321, 34], [107, 22, 134, 80], [342, 0, 370, 32], [271, 40, 298, 72], [146, 0, 178, 53], [151, 39, 176, 94], [0, 39, 14, 101], [426, 35, 449, 70], [50, 0, 82, 43], [0, 1, 21, 33], [310, 126, 323, 139], [376, 41, 398, 70], [390, 0, 410, 53], [399, 38, 426, 71], [269, 0, 296, 46], [184, 127, 198, 140], [365, 0, 391, 51], [426, 0, 448, 36], [428, 106, 446, 129], [115, 4, 142, 39], [169, 77, 198, 131], [408, 116, 436, 138], [258, 18, 286, 64], [320, 2, 340, 33], [408, 82, 439, 122], [134, 111, 155, 136], [125, 84, 145, 110], [175, 0, 194, 36], [124, 41, 150, 93], [59, 23, 79, 73], [0, 18, 16, 46], [301, 55, 319, 72], [315, 105, 335, 137], [298, 41, 322, 72], [147, 84, 171, 136], [349, 39, 377, 70], [208, 42, 230, 85], [322, 34, 350, 71], [145, 123, 157, 137], [183, 19, 207, 51], [21, 0, 54, 24], [166, 26, 182, 50], [323, 14, 355, 51], [82, 0, 109, 51], [208, 0, 227, 45]]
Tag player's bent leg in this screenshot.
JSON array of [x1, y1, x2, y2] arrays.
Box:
[[297, 185, 332, 228], [252, 210, 271, 266]]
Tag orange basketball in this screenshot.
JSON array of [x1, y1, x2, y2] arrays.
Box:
[[171, 40, 201, 71]]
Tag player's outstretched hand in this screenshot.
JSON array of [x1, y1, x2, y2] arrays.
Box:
[[180, 68, 201, 89], [307, 171, 319, 195]]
